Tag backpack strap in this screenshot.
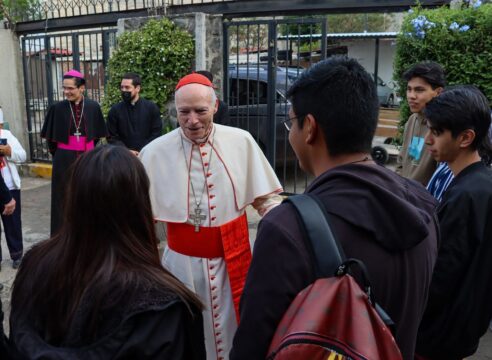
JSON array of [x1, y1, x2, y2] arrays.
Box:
[[284, 194, 396, 332], [284, 194, 345, 278]]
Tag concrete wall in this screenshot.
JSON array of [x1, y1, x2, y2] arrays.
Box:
[[0, 27, 29, 154]]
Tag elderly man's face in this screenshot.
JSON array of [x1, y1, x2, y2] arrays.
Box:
[[176, 84, 217, 142]]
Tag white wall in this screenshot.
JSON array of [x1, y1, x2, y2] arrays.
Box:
[[343, 38, 397, 84], [0, 28, 29, 154]]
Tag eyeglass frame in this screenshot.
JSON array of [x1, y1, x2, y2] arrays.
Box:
[[282, 114, 304, 131]]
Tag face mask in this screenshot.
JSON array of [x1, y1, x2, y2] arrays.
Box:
[[121, 91, 132, 103]]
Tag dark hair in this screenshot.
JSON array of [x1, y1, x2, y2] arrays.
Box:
[[11, 145, 202, 343], [403, 61, 446, 89], [286, 56, 379, 156], [63, 75, 85, 87], [122, 72, 142, 87], [195, 70, 213, 82], [425, 85, 492, 163]]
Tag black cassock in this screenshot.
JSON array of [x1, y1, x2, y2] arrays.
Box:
[[107, 98, 162, 152], [417, 161, 492, 359], [41, 99, 107, 235]]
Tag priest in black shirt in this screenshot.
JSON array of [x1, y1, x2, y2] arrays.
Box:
[[107, 73, 162, 155]]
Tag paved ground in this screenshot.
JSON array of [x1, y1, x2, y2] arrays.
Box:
[[0, 174, 491, 358]]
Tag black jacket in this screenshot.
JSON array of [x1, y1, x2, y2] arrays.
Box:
[[417, 162, 492, 359], [9, 284, 205, 359], [231, 163, 439, 360]]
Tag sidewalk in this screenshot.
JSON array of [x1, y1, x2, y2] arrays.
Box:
[[0, 175, 491, 358]]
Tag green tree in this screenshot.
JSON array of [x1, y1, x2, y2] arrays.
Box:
[[1, 0, 41, 23], [327, 13, 395, 33], [102, 18, 194, 128], [394, 2, 492, 133]]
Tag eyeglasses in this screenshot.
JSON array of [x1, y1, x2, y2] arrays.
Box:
[[282, 115, 303, 131]]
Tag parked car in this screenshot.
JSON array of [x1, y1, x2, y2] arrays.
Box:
[[372, 75, 401, 107], [225, 64, 302, 169]]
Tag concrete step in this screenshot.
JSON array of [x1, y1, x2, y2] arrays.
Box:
[[18, 163, 52, 179]]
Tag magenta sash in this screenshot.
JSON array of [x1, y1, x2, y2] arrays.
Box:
[[57, 136, 94, 152]]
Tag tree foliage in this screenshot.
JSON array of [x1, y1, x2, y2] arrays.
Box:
[[394, 2, 492, 130], [1, 0, 41, 23], [102, 18, 194, 123]]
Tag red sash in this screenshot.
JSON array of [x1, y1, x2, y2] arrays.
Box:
[[167, 213, 251, 321]]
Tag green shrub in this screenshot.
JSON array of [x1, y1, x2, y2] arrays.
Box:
[[102, 18, 194, 128], [394, 1, 492, 134]]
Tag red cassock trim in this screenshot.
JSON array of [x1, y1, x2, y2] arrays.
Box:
[[167, 213, 251, 321]]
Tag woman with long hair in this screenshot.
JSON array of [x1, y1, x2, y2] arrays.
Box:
[[9, 145, 205, 359]]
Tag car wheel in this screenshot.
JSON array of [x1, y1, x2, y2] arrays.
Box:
[[371, 146, 389, 165]]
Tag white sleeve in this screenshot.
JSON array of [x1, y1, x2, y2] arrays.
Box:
[[6, 132, 27, 163]]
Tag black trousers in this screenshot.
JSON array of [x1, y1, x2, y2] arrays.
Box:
[[1, 189, 23, 261]]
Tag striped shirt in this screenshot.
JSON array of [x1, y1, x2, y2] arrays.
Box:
[[426, 162, 454, 202]]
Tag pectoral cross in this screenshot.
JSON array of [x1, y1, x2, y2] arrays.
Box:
[[190, 207, 206, 232], [74, 130, 81, 142]]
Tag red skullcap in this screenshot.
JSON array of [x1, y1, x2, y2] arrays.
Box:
[[64, 69, 84, 79], [175, 73, 214, 91]]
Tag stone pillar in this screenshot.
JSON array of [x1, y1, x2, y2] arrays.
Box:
[[0, 26, 29, 155]]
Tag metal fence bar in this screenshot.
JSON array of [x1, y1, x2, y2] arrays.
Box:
[[12, 0, 168, 22]]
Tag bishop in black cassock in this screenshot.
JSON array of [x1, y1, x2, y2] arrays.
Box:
[[41, 70, 107, 235]]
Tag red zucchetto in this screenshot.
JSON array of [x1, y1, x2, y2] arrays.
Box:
[[175, 73, 213, 91]]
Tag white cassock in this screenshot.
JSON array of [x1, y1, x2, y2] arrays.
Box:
[[140, 124, 282, 360]]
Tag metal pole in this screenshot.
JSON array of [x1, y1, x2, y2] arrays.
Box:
[[374, 38, 380, 86], [21, 38, 35, 161], [222, 21, 229, 104], [266, 20, 277, 167]]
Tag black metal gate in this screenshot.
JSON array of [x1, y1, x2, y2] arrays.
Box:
[[223, 18, 327, 193], [21, 29, 117, 162]]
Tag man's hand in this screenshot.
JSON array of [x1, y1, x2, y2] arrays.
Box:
[[0, 144, 12, 157], [3, 198, 15, 215]]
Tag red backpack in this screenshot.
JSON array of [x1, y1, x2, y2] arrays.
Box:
[[267, 195, 402, 360]]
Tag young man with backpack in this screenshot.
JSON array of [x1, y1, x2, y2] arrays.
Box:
[[230, 56, 439, 360], [416, 86, 492, 360]]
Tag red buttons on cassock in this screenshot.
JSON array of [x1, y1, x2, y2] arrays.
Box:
[[213, 305, 218, 309], [209, 195, 215, 199], [208, 184, 214, 189], [207, 172, 212, 177], [201, 152, 207, 156], [212, 296, 218, 300], [211, 217, 217, 221], [210, 276, 216, 280], [214, 314, 219, 318], [211, 286, 217, 291], [215, 323, 220, 328], [209, 265, 214, 270], [200, 143, 205, 147], [204, 162, 209, 166], [216, 332, 221, 336], [210, 205, 216, 210]]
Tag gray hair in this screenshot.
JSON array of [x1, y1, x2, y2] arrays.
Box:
[[174, 85, 217, 108]]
